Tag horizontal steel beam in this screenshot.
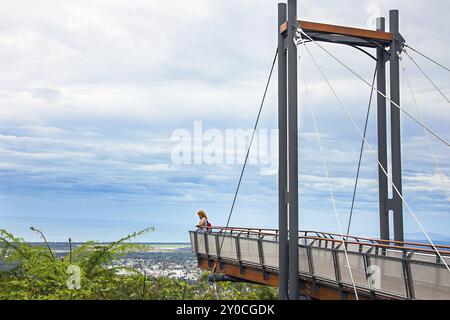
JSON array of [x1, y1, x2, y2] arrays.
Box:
[[280, 20, 393, 45]]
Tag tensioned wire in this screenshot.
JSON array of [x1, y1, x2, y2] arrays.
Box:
[[296, 28, 450, 148], [211, 48, 278, 277], [403, 43, 450, 73], [400, 57, 450, 202], [346, 67, 377, 235], [298, 47, 359, 299], [297, 30, 450, 271], [402, 47, 450, 105]]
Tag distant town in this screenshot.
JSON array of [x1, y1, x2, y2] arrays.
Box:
[[2, 242, 203, 282], [110, 244, 202, 281]]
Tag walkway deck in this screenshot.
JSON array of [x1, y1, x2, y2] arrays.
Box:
[[189, 227, 450, 300]]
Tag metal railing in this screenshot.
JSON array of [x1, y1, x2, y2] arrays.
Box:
[[190, 227, 450, 300]]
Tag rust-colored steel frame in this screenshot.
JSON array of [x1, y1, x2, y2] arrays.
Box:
[[198, 256, 364, 300], [280, 20, 393, 47], [197, 256, 399, 300]]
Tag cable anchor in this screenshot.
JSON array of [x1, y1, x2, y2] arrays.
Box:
[[293, 27, 304, 47]]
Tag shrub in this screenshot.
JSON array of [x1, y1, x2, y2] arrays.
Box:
[[0, 228, 277, 300]]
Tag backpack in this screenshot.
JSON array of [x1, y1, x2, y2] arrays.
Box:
[[206, 220, 212, 232]]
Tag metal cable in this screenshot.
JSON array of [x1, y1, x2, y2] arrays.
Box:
[[300, 43, 359, 300], [298, 29, 450, 148], [402, 48, 450, 104], [347, 67, 377, 235], [404, 43, 450, 73], [297, 33, 450, 271], [212, 49, 278, 276], [400, 58, 450, 202]]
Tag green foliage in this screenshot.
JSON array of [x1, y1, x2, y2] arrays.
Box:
[[0, 228, 277, 300]]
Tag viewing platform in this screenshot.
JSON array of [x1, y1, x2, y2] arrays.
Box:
[[190, 227, 450, 300]]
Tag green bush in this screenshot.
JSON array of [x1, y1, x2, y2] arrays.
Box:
[[0, 228, 277, 300]]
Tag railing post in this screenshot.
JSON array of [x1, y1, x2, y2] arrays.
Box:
[[258, 237, 269, 281], [306, 244, 315, 276], [215, 233, 220, 258], [204, 233, 209, 255], [332, 244, 342, 284], [204, 233, 211, 268], [215, 233, 224, 269], [435, 254, 442, 288], [402, 252, 415, 299], [305, 243, 317, 294], [362, 252, 376, 299], [236, 237, 244, 274], [258, 238, 265, 267], [193, 232, 199, 253]]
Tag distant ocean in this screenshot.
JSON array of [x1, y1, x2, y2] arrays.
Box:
[[26, 242, 192, 250], [0, 242, 197, 273]]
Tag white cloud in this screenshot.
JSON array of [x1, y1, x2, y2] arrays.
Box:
[[0, 0, 449, 240]]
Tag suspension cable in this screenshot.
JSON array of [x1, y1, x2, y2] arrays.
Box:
[[347, 67, 377, 235], [297, 28, 450, 148], [299, 44, 359, 299], [402, 48, 450, 105], [403, 43, 450, 73], [400, 58, 450, 202], [212, 49, 278, 276], [297, 34, 450, 271]]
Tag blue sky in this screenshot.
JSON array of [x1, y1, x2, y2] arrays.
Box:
[[0, 0, 449, 242]]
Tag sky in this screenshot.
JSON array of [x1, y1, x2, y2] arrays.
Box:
[[0, 0, 449, 243]]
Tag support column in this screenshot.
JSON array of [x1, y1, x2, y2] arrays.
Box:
[[389, 9, 404, 243], [287, 0, 299, 300], [376, 17, 390, 242], [277, 2, 289, 301]]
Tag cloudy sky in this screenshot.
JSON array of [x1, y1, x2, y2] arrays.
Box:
[[0, 0, 449, 242]]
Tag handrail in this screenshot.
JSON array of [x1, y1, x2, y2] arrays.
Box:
[[298, 235, 450, 256], [302, 230, 450, 251], [209, 226, 450, 251], [191, 229, 450, 300], [202, 227, 450, 257]]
